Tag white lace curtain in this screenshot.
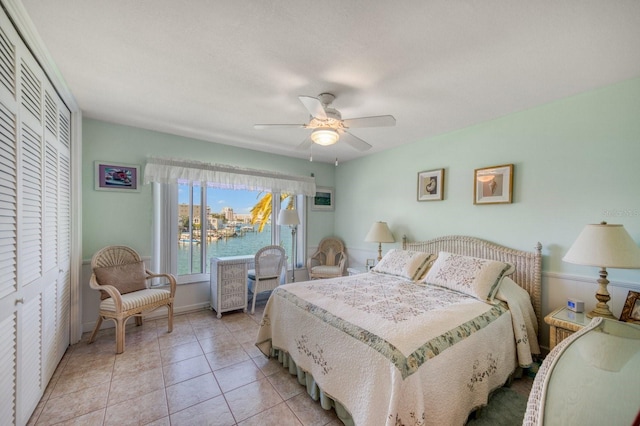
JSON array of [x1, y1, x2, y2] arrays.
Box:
[[144, 157, 316, 195]]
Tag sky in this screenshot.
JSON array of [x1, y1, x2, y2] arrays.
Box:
[[178, 186, 265, 214]]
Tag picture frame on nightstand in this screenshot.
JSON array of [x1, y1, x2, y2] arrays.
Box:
[[620, 290, 640, 324]]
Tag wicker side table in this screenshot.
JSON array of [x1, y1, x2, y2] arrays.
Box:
[[544, 306, 591, 350], [210, 255, 254, 318]]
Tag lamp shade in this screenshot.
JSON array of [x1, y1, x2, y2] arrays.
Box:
[[365, 221, 395, 243], [278, 209, 300, 226], [563, 223, 640, 268]]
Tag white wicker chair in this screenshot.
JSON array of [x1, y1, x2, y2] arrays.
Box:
[[248, 245, 286, 314], [307, 237, 346, 279], [88, 245, 176, 354]]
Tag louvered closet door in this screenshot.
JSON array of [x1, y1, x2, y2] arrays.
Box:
[[0, 12, 21, 425], [0, 7, 72, 426]]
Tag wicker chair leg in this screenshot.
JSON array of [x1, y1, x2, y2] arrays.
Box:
[[167, 303, 174, 333], [251, 287, 257, 315], [135, 316, 143, 326], [115, 318, 125, 354], [88, 316, 103, 344]]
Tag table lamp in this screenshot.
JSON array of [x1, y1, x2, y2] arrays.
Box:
[[365, 221, 395, 261], [563, 222, 640, 319]]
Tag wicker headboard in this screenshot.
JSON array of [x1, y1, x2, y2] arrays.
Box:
[[403, 235, 543, 332]]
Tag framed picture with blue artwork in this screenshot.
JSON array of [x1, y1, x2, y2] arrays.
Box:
[[94, 161, 140, 192]]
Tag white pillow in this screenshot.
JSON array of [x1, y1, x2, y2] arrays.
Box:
[[372, 249, 436, 281], [424, 251, 514, 300]]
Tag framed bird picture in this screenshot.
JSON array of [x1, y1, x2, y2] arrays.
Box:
[[417, 169, 444, 201]]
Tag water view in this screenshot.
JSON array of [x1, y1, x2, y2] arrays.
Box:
[[177, 224, 293, 275]]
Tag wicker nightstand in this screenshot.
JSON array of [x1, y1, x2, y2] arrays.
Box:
[[347, 267, 366, 276], [545, 306, 592, 350]]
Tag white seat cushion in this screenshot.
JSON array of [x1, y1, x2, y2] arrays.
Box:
[[311, 265, 342, 275], [100, 288, 171, 312]]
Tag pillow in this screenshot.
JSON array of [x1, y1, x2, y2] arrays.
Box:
[[424, 251, 514, 300], [94, 261, 147, 300], [372, 249, 436, 281]]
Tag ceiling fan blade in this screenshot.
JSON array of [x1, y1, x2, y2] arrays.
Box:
[[298, 96, 327, 120], [254, 123, 307, 129], [296, 136, 313, 151], [342, 130, 372, 151], [341, 115, 396, 128]]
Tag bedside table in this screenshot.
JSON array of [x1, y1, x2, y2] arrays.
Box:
[[545, 306, 592, 350], [347, 267, 366, 276]]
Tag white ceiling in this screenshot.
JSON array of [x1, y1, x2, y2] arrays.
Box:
[[21, 0, 640, 164]]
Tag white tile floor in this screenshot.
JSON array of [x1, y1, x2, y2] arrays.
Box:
[[28, 300, 534, 426], [28, 301, 343, 426]]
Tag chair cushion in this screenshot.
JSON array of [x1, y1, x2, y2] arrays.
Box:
[[94, 261, 148, 300], [99, 288, 171, 312], [311, 265, 342, 275]]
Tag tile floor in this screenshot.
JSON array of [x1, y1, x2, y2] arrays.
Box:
[[28, 300, 533, 426]]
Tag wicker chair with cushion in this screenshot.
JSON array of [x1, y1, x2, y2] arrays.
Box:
[[89, 245, 176, 354], [307, 237, 347, 280], [248, 245, 286, 315]]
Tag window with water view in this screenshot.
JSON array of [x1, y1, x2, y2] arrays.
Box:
[[177, 183, 298, 277]]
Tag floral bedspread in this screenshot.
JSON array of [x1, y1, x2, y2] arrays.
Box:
[[256, 273, 536, 426]]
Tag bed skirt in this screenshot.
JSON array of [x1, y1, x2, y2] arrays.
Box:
[[270, 347, 353, 426]]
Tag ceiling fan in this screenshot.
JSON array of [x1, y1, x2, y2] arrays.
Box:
[[254, 93, 396, 152]]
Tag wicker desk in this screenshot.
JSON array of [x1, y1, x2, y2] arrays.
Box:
[[545, 306, 591, 350]]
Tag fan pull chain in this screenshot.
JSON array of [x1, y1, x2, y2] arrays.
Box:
[[335, 157, 339, 167]]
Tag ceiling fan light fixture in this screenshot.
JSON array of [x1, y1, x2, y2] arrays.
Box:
[[311, 128, 339, 146]]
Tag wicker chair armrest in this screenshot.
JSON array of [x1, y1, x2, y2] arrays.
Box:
[[89, 274, 124, 311], [307, 252, 323, 269], [337, 252, 347, 270], [146, 271, 177, 297]]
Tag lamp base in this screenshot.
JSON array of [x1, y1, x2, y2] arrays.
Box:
[[586, 308, 617, 320], [586, 268, 616, 320]]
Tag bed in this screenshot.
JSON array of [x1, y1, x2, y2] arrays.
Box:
[[256, 235, 542, 425]]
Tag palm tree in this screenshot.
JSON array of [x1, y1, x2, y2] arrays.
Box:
[[250, 192, 294, 232]]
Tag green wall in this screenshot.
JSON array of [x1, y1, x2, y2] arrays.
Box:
[[335, 77, 640, 283], [82, 120, 336, 259], [83, 76, 640, 288]]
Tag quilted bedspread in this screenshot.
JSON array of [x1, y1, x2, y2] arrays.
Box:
[[256, 273, 537, 426]]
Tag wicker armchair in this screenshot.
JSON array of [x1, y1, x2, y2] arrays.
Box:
[[307, 237, 346, 279], [248, 245, 286, 314], [88, 245, 176, 354]]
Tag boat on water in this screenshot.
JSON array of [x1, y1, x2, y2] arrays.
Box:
[[179, 238, 200, 244]]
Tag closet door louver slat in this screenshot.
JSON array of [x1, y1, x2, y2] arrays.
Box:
[[0, 314, 17, 425], [43, 142, 57, 273], [19, 60, 41, 123], [0, 99, 17, 300], [0, 26, 16, 97], [20, 123, 42, 285], [44, 91, 57, 137], [19, 295, 42, 425], [42, 280, 57, 382]]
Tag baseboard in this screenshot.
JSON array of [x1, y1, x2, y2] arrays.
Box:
[[81, 301, 212, 334]]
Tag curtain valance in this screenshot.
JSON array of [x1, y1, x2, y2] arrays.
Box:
[[144, 157, 316, 196]]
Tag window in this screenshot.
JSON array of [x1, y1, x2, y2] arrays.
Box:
[[146, 158, 315, 284], [155, 181, 306, 284]]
